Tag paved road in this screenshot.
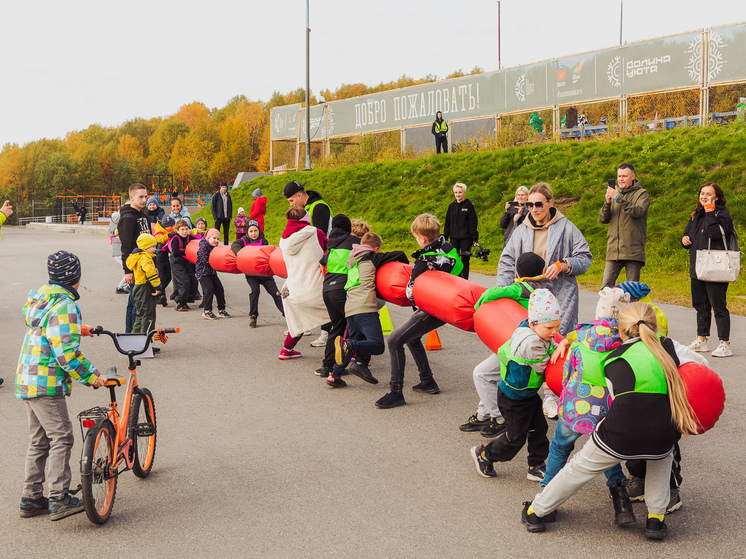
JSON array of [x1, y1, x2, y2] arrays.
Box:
[[1, 228, 743, 558]]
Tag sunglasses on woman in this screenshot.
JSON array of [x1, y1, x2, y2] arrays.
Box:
[[526, 201, 546, 209]]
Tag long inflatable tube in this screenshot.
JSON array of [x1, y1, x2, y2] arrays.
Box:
[[183, 241, 724, 433]]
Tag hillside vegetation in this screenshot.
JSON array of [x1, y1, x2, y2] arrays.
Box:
[[197, 124, 746, 313]]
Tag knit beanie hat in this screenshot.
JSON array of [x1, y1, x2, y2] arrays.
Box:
[[528, 289, 561, 325], [283, 180, 306, 198], [516, 252, 546, 279], [195, 217, 206, 226], [161, 215, 175, 228], [615, 281, 652, 302], [332, 214, 352, 234], [48, 251, 82, 286], [247, 219, 260, 230], [252, 188, 262, 198], [137, 233, 157, 251], [237, 207, 245, 215], [147, 196, 158, 207], [205, 228, 220, 241], [595, 287, 631, 319]]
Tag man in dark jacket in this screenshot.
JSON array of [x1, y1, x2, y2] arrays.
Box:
[[600, 163, 650, 287], [284, 180, 333, 236], [444, 182, 479, 279], [431, 111, 448, 154], [119, 183, 151, 333], [211, 182, 233, 245]]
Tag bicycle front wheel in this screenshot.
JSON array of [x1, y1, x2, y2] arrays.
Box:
[[129, 388, 157, 478], [81, 420, 117, 524]]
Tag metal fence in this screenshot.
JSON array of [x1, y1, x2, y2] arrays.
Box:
[[270, 22, 746, 170]]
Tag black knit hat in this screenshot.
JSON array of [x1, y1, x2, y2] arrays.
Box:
[[48, 251, 82, 286], [283, 180, 307, 198], [246, 219, 260, 230], [331, 214, 351, 234], [516, 252, 545, 278]]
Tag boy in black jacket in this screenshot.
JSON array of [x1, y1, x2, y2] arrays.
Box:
[[317, 215, 360, 377], [375, 214, 463, 409]]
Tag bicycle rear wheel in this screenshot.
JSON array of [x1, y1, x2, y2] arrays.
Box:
[[81, 420, 117, 524], [129, 388, 157, 478]]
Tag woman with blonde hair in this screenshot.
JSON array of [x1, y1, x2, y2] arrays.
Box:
[[522, 302, 698, 540], [443, 182, 479, 279]]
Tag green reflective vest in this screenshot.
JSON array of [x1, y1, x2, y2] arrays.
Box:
[[326, 248, 351, 275], [604, 341, 667, 396], [497, 338, 551, 394], [434, 120, 448, 134], [305, 199, 333, 234], [345, 261, 361, 290], [421, 247, 463, 277], [576, 344, 609, 387]]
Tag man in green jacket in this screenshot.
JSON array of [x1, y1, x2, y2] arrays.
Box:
[[599, 163, 650, 287]]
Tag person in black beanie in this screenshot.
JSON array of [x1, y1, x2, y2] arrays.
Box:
[[316, 214, 360, 378]]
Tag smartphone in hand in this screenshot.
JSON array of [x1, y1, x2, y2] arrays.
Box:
[[607, 179, 615, 188]]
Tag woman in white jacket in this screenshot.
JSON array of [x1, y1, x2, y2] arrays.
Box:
[[278, 207, 330, 360]]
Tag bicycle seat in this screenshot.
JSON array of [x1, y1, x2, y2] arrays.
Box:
[[103, 365, 126, 387]]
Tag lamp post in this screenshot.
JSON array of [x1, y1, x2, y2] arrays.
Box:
[[304, 0, 312, 171], [619, 0, 623, 45], [497, 1, 501, 70]]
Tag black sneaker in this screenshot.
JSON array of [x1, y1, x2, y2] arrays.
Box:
[[481, 417, 506, 438], [115, 287, 128, 294], [521, 501, 547, 533], [48, 494, 85, 521], [249, 316, 257, 328], [315, 366, 332, 377], [170, 292, 177, 300], [527, 464, 547, 482], [20, 496, 49, 518], [326, 376, 347, 388], [160, 295, 168, 307], [645, 517, 668, 540], [375, 392, 406, 409], [412, 379, 440, 394], [459, 412, 491, 432], [609, 480, 636, 525], [218, 310, 231, 318], [348, 361, 378, 384], [470, 445, 496, 478], [0, 377, 4, 387], [202, 310, 217, 320], [175, 303, 189, 312]]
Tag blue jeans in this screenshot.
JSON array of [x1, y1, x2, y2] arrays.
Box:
[[332, 312, 385, 377], [541, 421, 626, 488], [125, 288, 136, 334]]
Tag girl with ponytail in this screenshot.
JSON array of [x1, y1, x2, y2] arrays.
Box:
[[522, 302, 695, 540]]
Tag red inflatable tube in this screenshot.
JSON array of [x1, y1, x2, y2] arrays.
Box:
[[185, 239, 199, 264], [236, 245, 276, 276], [209, 245, 238, 273], [472, 298, 528, 353], [678, 362, 726, 434], [375, 261, 412, 307], [412, 271, 486, 332], [269, 247, 288, 278]]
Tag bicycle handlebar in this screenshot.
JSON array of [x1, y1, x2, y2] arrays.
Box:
[[84, 325, 179, 356]]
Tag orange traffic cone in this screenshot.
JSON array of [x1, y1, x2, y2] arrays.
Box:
[[425, 329, 442, 350]]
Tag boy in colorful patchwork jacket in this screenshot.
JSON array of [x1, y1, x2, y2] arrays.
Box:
[[125, 234, 162, 334], [16, 251, 106, 521], [461, 252, 555, 438]]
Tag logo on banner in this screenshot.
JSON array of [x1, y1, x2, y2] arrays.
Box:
[[572, 61, 583, 82], [607, 56, 622, 87], [557, 65, 566, 81], [686, 32, 727, 82], [515, 74, 535, 102]]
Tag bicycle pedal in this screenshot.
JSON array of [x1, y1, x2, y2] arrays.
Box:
[[69, 483, 82, 495], [137, 423, 155, 437]]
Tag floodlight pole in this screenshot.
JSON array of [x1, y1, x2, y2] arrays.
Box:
[[304, 0, 312, 171], [619, 0, 623, 45], [497, 1, 501, 70]]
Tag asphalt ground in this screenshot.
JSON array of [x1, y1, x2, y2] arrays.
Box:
[[0, 227, 744, 558]]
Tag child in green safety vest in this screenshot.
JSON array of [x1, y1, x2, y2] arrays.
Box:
[[470, 289, 568, 482], [522, 302, 700, 540], [375, 214, 461, 409], [461, 252, 554, 438]]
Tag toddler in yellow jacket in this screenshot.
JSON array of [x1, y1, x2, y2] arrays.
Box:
[[126, 234, 161, 334]]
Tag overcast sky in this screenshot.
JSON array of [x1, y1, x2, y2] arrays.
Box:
[[1, 0, 743, 147]]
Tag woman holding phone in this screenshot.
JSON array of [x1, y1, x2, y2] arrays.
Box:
[[500, 186, 530, 244]]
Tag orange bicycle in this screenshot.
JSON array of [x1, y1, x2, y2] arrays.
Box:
[[76, 325, 178, 524]]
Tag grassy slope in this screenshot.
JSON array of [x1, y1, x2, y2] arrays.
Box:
[[195, 124, 746, 313]]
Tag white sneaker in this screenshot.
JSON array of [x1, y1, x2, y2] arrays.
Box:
[[310, 331, 329, 347], [542, 396, 559, 419], [711, 341, 733, 358], [687, 337, 709, 352]]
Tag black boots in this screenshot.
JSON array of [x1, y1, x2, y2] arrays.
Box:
[[609, 481, 636, 525]]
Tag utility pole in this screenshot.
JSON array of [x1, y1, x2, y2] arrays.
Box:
[[497, 1, 501, 70], [304, 0, 312, 170], [620, 0, 623, 45]]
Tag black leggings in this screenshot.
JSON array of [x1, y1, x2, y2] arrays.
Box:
[[199, 275, 225, 312]]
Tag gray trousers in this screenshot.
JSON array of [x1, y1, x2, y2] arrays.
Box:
[[473, 353, 504, 420], [531, 437, 673, 517], [602, 259, 643, 288], [22, 397, 75, 499]]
